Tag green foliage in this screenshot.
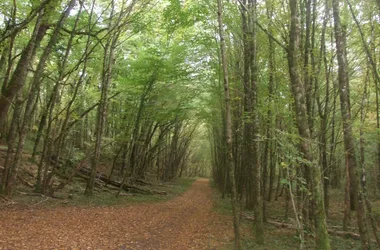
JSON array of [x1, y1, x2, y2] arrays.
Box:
[[2, 0, 380, 247]]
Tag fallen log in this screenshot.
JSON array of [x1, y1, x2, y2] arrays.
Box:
[[54, 157, 89, 192], [242, 213, 365, 242], [17, 176, 34, 188], [329, 225, 358, 231], [0, 166, 34, 188], [0, 194, 11, 202], [0, 160, 166, 196], [119, 193, 136, 197], [0, 195, 15, 205], [77, 167, 167, 195], [16, 191, 45, 197], [134, 179, 154, 186]]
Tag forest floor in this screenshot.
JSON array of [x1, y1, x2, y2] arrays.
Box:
[[211, 186, 380, 250], [0, 178, 234, 250]]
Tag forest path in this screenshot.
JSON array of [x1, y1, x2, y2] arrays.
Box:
[[0, 179, 232, 249]]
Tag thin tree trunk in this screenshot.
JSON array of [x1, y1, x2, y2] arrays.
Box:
[[8, 0, 76, 195], [275, 156, 282, 201], [287, 0, 330, 248], [85, 13, 117, 195], [318, 0, 331, 217], [346, 0, 380, 193], [248, 0, 264, 243], [217, 0, 241, 248], [0, 19, 17, 140], [359, 69, 380, 248], [32, 97, 51, 159], [43, 2, 83, 193], [343, 156, 351, 231], [332, 0, 369, 248], [329, 69, 339, 189], [0, 9, 48, 124], [265, 0, 276, 203], [0, 94, 23, 195]]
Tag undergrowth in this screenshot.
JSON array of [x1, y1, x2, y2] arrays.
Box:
[[0, 177, 196, 209], [209, 180, 367, 250]]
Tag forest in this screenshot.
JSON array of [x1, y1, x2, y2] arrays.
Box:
[[1, 0, 380, 249]]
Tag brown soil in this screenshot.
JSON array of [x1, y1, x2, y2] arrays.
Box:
[[0, 179, 233, 250]]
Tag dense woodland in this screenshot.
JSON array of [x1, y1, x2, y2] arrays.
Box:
[[1, 0, 380, 249]]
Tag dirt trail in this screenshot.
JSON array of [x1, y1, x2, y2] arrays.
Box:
[[0, 179, 232, 250]]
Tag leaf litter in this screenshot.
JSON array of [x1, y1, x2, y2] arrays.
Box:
[[0, 179, 232, 250]]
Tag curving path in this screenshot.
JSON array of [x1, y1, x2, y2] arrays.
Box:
[[0, 179, 232, 250]]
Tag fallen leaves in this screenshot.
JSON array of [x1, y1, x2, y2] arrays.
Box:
[[0, 179, 232, 249]]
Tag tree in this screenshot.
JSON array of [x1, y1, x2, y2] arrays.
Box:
[[240, 0, 264, 243], [216, 0, 241, 248], [0, 0, 58, 125], [332, 0, 369, 247], [287, 0, 330, 248]]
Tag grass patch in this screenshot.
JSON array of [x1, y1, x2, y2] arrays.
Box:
[[167, 177, 196, 196], [212, 192, 232, 215], [239, 224, 300, 250], [210, 180, 232, 215], [210, 187, 299, 249]]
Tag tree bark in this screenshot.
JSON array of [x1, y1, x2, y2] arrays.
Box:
[[0, 94, 23, 195], [332, 0, 369, 248], [8, 0, 76, 195], [0, 8, 49, 125], [287, 0, 331, 248], [346, 0, 380, 193], [217, 0, 241, 248], [84, 27, 117, 195]]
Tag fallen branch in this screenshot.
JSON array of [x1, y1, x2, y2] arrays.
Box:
[[119, 193, 136, 197], [17, 176, 34, 188], [16, 191, 45, 197], [28, 197, 50, 207], [242, 213, 365, 241], [53, 157, 89, 192], [0, 195, 16, 206], [134, 179, 154, 186], [0, 195, 11, 202], [0, 166, 34, 188], [77, 167, 167, 195]]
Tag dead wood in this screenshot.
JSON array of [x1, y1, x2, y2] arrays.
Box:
[[17, 176, 34, 188], [119, 193, 136, 197], [53, 157, 89, 192], [77, 167, 167, 195], [0, 165, 34, 188], [134, 179, 154, 186], [242, 213, 367, 242], [0, 159, 166, 196], [16, 191, 45, 197], [28, 197, 50, 207]]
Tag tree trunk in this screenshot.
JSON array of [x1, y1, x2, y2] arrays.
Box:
[[84, 25, 117, 195], [217, 0, 241, 248], [287, 0, 330, 248], [265, 0, 276, 204], [8, 0, 76, 195], [0, 94, 23, 195], [0, 9, 48, 125], [347, 0, 380, 193], [248, 0, 264, 243], [332, 0, 369, 248], [318, 0, 331, 217]]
